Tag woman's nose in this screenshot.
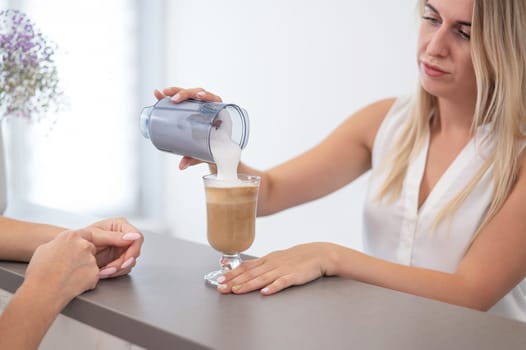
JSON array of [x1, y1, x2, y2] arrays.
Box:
[[426, 26, 449, 57]]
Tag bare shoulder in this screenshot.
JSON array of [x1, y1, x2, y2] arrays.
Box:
[[359, 97, 398, 115], [343, 97, 398, 151], [512, 146, 526, 191], [507, 147, 526, 192], [503, 147, 526, 219]]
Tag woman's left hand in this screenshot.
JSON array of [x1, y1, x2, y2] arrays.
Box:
[[84, 218, 144, 279], [217, 242, 337, 295]]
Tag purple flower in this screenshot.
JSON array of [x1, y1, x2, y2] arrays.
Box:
[[0, 9, 64, 121]]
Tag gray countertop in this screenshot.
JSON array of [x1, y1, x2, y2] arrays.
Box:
[[1, 201, 526, 349]]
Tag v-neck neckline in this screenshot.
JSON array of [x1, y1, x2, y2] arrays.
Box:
[[407, 123, 492, 216]]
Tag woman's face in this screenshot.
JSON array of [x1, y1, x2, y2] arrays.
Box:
[[417, 0, 476, 103]]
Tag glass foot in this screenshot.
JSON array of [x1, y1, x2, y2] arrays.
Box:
[[204, 269, 225, 286], [204, 254, 242, 286]]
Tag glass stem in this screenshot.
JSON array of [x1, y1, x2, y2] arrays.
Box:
[[220, 254, 241, 272]]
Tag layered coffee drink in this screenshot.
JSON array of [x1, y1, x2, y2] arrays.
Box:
[[205, 183, 258, 254], [202, 110, 260, 285]]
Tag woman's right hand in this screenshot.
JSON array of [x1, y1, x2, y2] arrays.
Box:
[[154, 86, 222, 170]]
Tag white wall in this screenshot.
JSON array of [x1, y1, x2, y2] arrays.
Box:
[[160, 0, 419, 256]]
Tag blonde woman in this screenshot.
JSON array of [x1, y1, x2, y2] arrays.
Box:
[[159, 0, 526, 322]]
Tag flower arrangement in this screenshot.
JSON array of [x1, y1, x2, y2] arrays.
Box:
[[0, 9, 64, 122]]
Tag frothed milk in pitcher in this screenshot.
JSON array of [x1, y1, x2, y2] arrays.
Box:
[[140, 97, 249, 165], [209, 109, 243, 181]]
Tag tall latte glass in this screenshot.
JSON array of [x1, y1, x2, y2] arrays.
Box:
[[203, 174, 260, 286]]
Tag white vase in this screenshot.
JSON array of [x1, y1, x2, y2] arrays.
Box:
[[0, 123, 7, 213]]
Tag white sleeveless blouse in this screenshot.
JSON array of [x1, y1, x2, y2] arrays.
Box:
[[363, 96, 526, 322]]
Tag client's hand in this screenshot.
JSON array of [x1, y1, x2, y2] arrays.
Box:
[[25, 229, 99, 310], [84, 218, 144, 279]]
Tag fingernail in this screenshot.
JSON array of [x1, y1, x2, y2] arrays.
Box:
[[218, 284, 228, 290], [121, 257, 135, 269], [99, 267, 117, 278], [232, 285, 241, 292], [196, 91, 206, 97], [171, 93, 181, 102], [122, 232, 141, 241], [261, 287, 270, 294], [217, 275, 226, 283]]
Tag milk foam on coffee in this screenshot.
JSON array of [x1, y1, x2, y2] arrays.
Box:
[[210, 109, 243, 183]]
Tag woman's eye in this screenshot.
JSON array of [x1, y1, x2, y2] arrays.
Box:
[[422, 16, 440, 25], [458, 30, 471, 40], [457, 24, 471, 40]]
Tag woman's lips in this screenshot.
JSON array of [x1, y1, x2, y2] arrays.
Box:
[[422, 62, 448, 77]]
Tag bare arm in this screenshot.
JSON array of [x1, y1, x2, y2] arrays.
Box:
[[328, 150, 526, 310], [163, 85, 396, 216], [0, 216, 64, 261], [239, 98, 393, 215], [0, 281, 66, 349], [220, 151, 526, 311], [0, 217, 144, 349], [0, 230, 100, 350]]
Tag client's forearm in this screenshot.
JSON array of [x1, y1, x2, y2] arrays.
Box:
[[0, 217, 65, 261], [0, 281, 64, 350]]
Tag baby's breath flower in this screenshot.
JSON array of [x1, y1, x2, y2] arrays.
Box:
[[0, 9, 64, 122]]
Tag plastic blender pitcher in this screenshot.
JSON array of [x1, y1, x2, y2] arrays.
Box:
[[140, 97, 249, 162]]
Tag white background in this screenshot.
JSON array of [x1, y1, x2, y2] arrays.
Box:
[[1, 0, 419, 257]]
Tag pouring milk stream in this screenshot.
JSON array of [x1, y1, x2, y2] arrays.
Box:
[[210, 109, 243, 182]]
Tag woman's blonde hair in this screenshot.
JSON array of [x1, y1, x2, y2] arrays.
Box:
[[376, 0, 526, 236]]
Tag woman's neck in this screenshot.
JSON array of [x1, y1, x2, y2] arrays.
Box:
[[432, 98, 475, 135]]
